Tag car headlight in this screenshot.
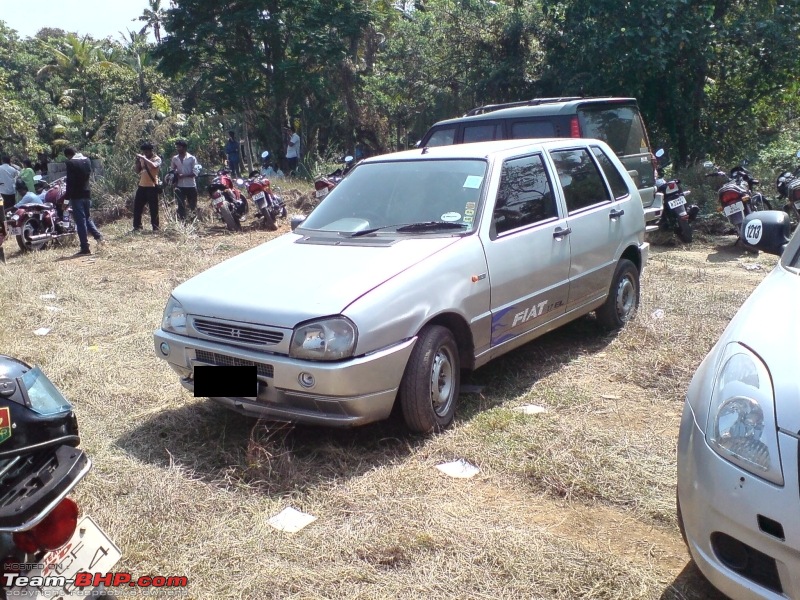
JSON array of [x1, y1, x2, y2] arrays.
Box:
[[705, 343, 783, 485], [161, 296, 187, 334], [289, 317, 357, 361]]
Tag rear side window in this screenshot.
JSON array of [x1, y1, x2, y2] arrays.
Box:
[[463, 123, 500, 143], [578, 106, 649, 156], [493, 154, 557, 235], [591, 146, 629, 200], [510, 120, 556, 139], [425, 127, 456, 147], [549, 148, 612, 213]]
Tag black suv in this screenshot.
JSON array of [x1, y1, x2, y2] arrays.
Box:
[[419, 97, 661, 227]]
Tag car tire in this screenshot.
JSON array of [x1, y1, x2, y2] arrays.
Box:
[[676, 219, 693, 243], [595, 259, 640, 331], [399, 325, 460, 434]]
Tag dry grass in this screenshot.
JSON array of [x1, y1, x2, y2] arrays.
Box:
[[0, 215, 773, 599]]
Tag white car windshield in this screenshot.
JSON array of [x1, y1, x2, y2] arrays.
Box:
[[301, 159, 488, 234]]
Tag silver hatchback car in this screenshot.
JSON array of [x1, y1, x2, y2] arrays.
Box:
[[678, 210, 798, 599], [154, 139, 648, 432]]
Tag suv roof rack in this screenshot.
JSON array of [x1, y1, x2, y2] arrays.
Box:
[[465, 97, 585, 117]]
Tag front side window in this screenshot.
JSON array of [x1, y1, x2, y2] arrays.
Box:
[[493, 154, 557, 235], [591, 146, 630, 200], [549, 148, 612, 213], [463, 123, 500, 143]]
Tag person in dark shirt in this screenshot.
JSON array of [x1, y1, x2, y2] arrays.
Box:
[[64, 146, 103, 255], [224, 131, 241, 177]]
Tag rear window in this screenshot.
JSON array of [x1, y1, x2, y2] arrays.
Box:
[[549, 148, 612, 213], [578, 106, 649, 156], [425, 127, 456, 147], [510, 120, 556, 139], [463, 123, 500, 143]]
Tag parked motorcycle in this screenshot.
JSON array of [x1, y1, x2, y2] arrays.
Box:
[[775, 149, 800, 227], [4, 177, 76, 252], [704, 160, 772, 239], [245, 171, 286, 231], [207, 169, 249, 231], [0, 355, 120, 598], [653, 149, 699, 243], [313, 155, 355, 201]]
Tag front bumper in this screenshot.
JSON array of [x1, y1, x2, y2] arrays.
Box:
[[677, 401, 800, 599], [154, 329, 417, 427]]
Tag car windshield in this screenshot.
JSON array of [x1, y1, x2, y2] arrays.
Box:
[[21, 367, 72, 416], [301, 159, 488, 234]]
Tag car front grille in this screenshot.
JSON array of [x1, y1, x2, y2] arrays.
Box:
[[194, 350, 274, 378], [193, 318, 284, 346]]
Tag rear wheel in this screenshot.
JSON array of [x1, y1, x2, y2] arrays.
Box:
[[219, 203, 238, 231], [399, 325, 460, 434], [595, 259, 640, 331], [16, 218, 49, 251], [676, 219, 693, 243]]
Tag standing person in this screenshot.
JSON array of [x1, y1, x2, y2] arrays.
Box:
[[0, 156, 20, 211], [64, 146, 103, 256], [133, 142, 162, 232], [17, 159, 35, 200], [224, 131, 241, 177], [170, 139, 198, 221], [283, 125, 300, 175]]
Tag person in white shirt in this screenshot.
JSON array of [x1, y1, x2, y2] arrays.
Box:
[[169, 139, 198, 221], [283, 125, 300, 175], [0, 155, 20, 211]]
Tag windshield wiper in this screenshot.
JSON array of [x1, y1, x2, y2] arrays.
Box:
[[349, 221, 466, 237]]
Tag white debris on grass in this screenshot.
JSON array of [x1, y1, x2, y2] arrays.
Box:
[[39, 293, 57, 300], [267, 507, 317, 533], [514, 404, 548, 415], [651, 308, 665, 319], [435, 459, 480, 479], [33, 328, 51, 336]]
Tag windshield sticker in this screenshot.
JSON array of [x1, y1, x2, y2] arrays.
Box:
[[463, 175, 483, 189], [441, 212, 462, 222], [463, 202, 477, 225], [0, 407, 11, 445]]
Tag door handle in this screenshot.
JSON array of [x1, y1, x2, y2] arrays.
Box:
[[609, 209, 625, 219], [553, 227, 572, 238]]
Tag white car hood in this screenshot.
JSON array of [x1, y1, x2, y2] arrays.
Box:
[[720, 267, 800, 430], [171, 233, 461, 328]]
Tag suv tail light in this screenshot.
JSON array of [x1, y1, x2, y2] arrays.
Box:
[[12, 497, 79, 552], [569, 116, 581, 138]]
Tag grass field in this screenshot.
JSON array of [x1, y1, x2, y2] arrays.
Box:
[[0, 206, 776, 599]]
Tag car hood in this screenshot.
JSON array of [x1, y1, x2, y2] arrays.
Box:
[[720, 266, 800, 429], [171, 233, 462, 328]]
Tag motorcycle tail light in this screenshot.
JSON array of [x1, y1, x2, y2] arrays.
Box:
[[569, 116, 581, 138], [667, 182, 678, 193], [12, 497, 79, 552], [719, 190, 741, 205]]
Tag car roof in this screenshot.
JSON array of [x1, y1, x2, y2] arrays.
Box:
[[363, 138, 605, 163], [431, 97, 638, 127]]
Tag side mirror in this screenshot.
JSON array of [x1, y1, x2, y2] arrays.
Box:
[[290, 214, 307, 231], [741, 211, 791, 256], [344, 155, 354, 163], [655, 148, 665, 159]]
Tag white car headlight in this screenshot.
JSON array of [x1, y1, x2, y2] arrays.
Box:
[[161, 296, 187, 334], [290, 317, 357, 361], [705, 343, 783, 485]]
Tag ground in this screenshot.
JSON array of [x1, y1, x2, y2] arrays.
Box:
[[1, 216, 775, 599]]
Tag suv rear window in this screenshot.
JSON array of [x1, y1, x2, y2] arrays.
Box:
[[510, 120, 556, 139], [425, 127, 456, 147], [578, 106, 649, 156]]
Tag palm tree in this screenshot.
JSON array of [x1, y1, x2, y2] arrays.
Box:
[[135, 0, 166, 44]]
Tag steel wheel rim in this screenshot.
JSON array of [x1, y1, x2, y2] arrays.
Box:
[[616, 275, 636, 321], [430, 345, 455, 417]]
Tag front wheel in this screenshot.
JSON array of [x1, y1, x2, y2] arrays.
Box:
[[750, 194, 772, 212], [676, 219, 693, 243], [261, 207, 277, 231], [219, 203, 239, 231], [595, 259, 640, 331], [399, 325, 460, 434]]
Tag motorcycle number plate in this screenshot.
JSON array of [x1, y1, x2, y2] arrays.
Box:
[[11, 227, 22, 236], [11, 515, 121, 599], [252, 191, 266, 202], [667, 196, 686, 209], [723, 201, 744, 216], [315, 187, 329, 199]]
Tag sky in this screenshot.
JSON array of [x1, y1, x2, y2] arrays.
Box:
[[0, 0, 157, 42]]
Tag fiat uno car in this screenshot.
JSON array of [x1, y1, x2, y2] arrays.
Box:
[[154, 139, 648, 433], [678, 210, 799, 599]]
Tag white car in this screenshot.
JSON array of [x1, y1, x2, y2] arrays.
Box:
[[677, 210, 798, 599]]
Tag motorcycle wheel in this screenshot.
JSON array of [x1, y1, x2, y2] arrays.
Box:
[[261, 207, 277, 231], [751, 195, 772, 211], [16, 219, 49, 252], [219, 203, 239, 232], [280, 206, 287, 219], [676, 219, 693, 243]]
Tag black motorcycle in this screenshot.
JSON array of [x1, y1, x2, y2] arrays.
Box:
[[653, 149, 699, 243], [0, 355, 120, 598], [704, 160, 772, 240], [775, 149, 800, 228]]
